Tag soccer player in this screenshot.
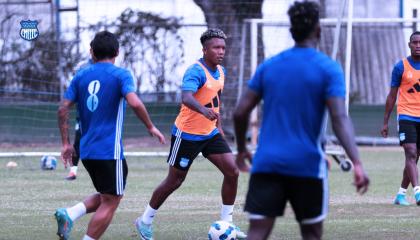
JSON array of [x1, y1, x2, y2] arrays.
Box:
[[233, 1, 369, 240], [136, 28, 246, 240], [64, 116, 81, 180], [382, 31, 420, 206], [65, 59, 94, 181], [55, 31, 165, 240]]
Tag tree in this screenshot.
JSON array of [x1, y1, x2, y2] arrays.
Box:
[[89, 8, 184, 102], [0, 12, 81, 102], [192, 0, 264, 127]]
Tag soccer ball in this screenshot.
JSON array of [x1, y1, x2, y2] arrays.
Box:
[[6, 161, 18, 168], [40, 155, 57, 170], [208, 220, 237, 240]]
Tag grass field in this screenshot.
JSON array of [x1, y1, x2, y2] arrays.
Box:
[[1, 146, 420, 240]]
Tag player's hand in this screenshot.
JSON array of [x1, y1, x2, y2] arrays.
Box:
[[235, 150, 252, 172], [201, 107, 219, 121], [61, 143, 74, 169], [148, 125, 166, 144], [380, 123, 389, 138], [352, 162, 369, 194]]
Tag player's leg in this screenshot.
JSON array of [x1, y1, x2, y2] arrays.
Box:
[[300, 222, 323, 240], [203, 134, 245, 237], [244, 173, 287, 240], [395, 169, 411, 206], [207, 152, 238, 205], [66, 127, 81, 180], [54, 193, 101, 240], [83, 158, 128, 239], [204, 134, 239, 206], [247, 217, 276, 240], [137, 134, 200, 240], [85, 193, 123, 239], [398, 120, 420, 204], [394, 120, 416, 205], [289, 175, 327, 240]]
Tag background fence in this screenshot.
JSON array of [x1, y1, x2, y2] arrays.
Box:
[[0, 0, 418, 146]]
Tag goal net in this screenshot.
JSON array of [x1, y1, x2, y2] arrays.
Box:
[[239, 17, 419, 145]]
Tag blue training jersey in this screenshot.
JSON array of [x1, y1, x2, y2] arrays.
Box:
[[172, 58, 226, 141], [64, 62, 135, 160], [248, 47, 345, 179], [390, 56, 420, 122]]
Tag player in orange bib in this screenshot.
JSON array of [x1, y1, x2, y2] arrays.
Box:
[[135, 28, 246, 240], [382, 31, 420, 206]]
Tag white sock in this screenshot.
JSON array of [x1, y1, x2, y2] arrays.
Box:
[[220, 204, 234, 222], [82, 235, 95, 240], [398, 187, 407, 195], [141, 204, 157, 225], [414, 186, 420, 194], [66, 202, 86, 222], [70, 166, 78, 175]]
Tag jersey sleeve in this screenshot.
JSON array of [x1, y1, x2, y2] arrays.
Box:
[[181, 64, 206, 92], [324, 61, 345, 99], [391, 60, 403, 88], [64, 74, 79, 102], [119, 70, 136, 96], [248, 63, 264, 96]]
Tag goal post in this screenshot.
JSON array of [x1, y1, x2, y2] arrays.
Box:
[[238, 15, 420, 146]]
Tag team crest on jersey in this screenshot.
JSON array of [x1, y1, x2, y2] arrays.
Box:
[[20, 20, 39, 41]]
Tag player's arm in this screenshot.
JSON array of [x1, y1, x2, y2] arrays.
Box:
[[182, 91, 218, 121], [233, 88, 261, 172], [382, 62, 403, 137], [216, 110, 224, 136], [57, 99, 75, 168], [327, 97, 369, 194], [381, 87, 398, 138], [125, 92, 165, 144]]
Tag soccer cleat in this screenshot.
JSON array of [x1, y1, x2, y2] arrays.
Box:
[[54, 208, 73, 240], [135, 218, 153, 240], [235, 225, 247, 239], [65, 172, 76, 181], [415, 192, 420, 206], [394, 194, 410, 206]]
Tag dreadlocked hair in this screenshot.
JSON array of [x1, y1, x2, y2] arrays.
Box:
[[200, 28, 227, 46], [288, 1, 320, 42]]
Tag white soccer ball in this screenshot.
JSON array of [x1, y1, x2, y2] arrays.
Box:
[[208, 220, 237, 240], [40, 155, 57, 170], [6, 161, 18, 168]]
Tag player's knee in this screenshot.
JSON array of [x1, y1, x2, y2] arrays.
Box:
[[224, 166, 239, 179], [405, 150, 418, 161], [100, 194, 122, 208], [168, 175, 186, 190]]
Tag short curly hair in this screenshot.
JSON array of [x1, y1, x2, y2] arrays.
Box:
[[410, 31, 420, 41], [200, 28, 227, 46], [288, 1, 320, 42]]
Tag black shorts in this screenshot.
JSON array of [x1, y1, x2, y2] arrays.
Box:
[[398, 120, 420, 148], [167, 133, 231, 171], [82, 159, 128, 196], [244, 173, 328, 224]]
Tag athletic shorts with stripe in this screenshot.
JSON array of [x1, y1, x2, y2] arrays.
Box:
[[398, 120, 420, 148], [82, 159, 128, 196], [167, 133, 232, 171], [245, 173, 328, 224]]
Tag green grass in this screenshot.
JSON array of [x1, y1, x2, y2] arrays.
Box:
[[0, 147, 419, 239]]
